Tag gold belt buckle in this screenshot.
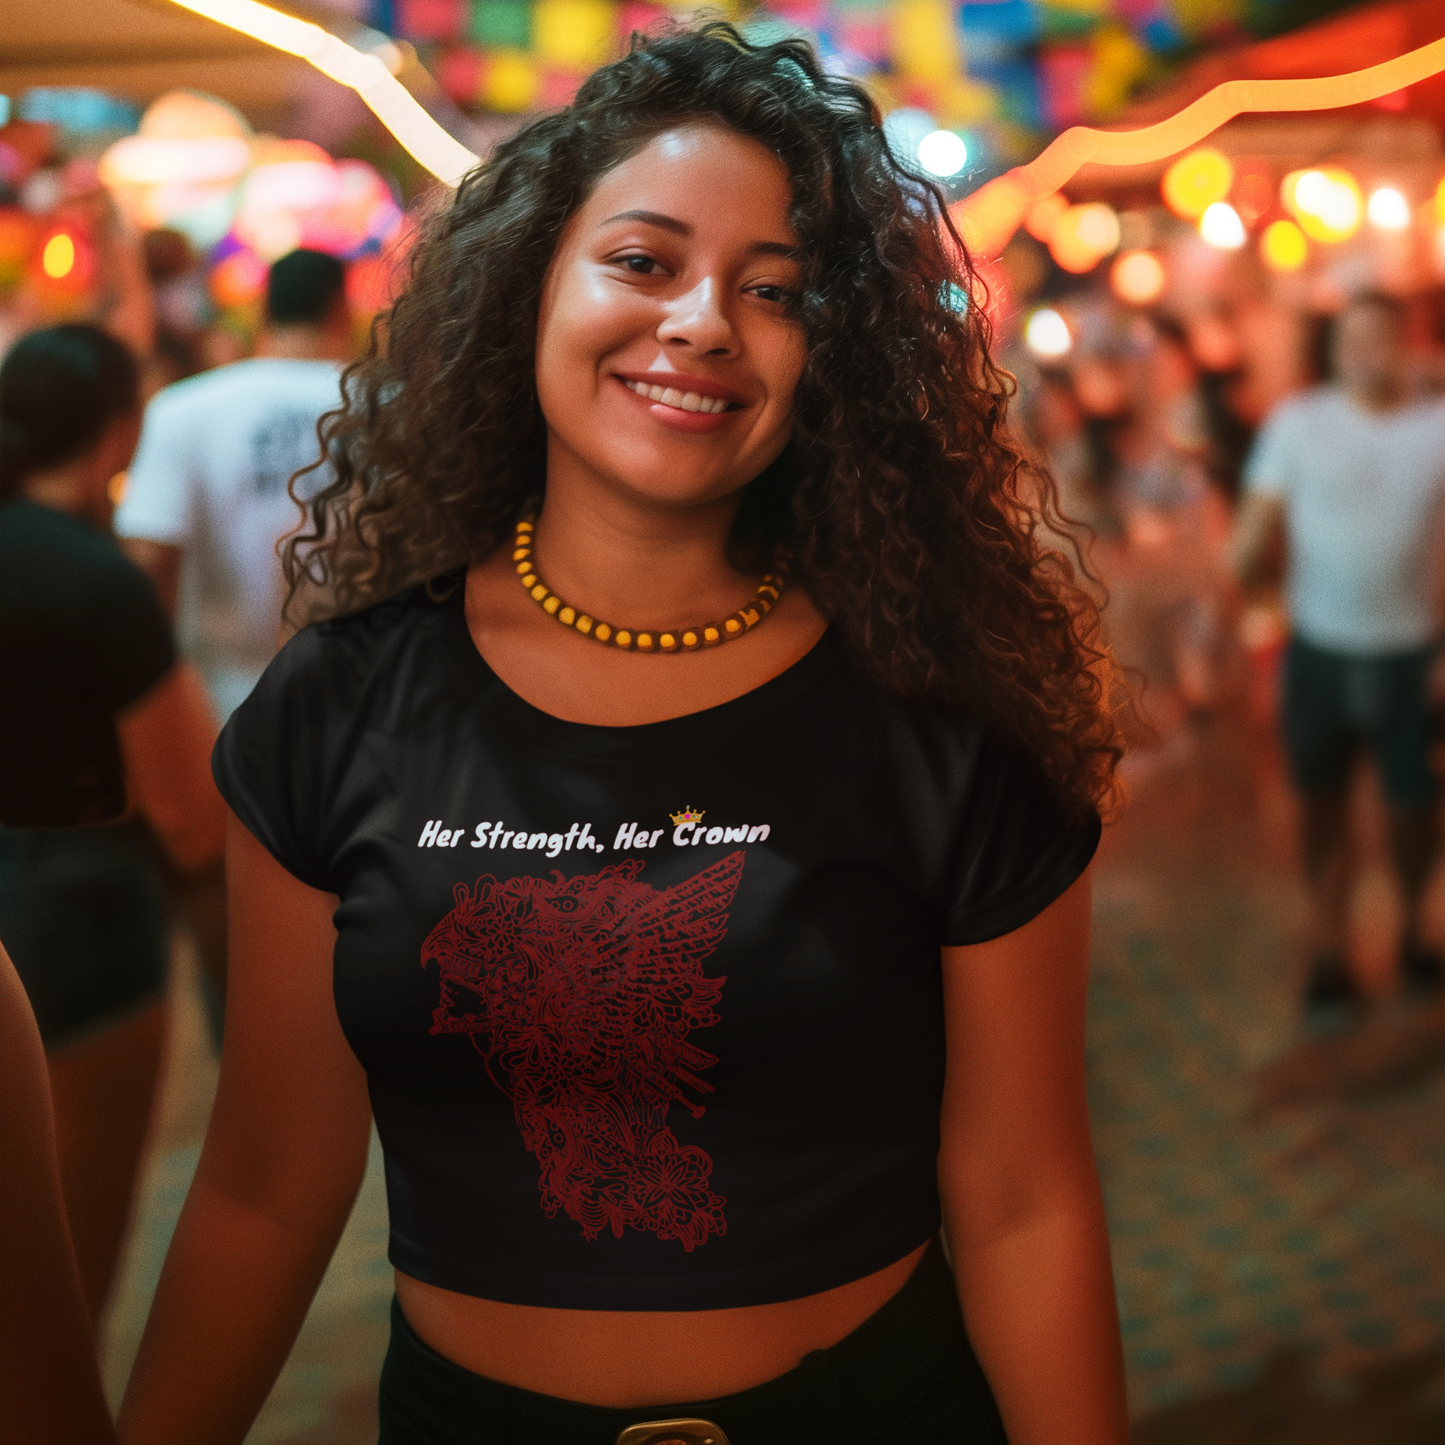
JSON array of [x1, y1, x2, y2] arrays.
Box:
[[614, 1420, 730, 1445]]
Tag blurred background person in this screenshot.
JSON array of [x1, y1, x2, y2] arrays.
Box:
[[115, 246, 350, 724], [0, 938, 120, 1445], [0, 323, 225, 1322], [1232, 291, 1445, 1013]]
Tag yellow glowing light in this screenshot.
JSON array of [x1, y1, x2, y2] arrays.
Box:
[[41, 232, 75, 279], [1434, 175, 1445, 223], [950, 35, 1445, 259], [1048, 202, 1120, 273], [1110, 249, 1166, 305], [1284, 166, 1363, 243], [166, 0, 478, 186], [1260, 218, 1308, 271], [1162, 147, 1233, 220]]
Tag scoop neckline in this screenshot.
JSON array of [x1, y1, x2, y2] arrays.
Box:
[[443, 579, 843, 747]]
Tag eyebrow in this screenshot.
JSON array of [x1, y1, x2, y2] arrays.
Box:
[[601, 209, 799, 258]]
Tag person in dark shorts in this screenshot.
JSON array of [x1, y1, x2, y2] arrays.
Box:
[[121, 28, 1128, 1445], [1233, 292, 1445, 1010], [0, 324, 225, 1319]]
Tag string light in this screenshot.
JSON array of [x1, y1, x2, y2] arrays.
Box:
[[1110, 249, 1166, 305], [166, 0, 479, 186], [1366, 186, 1411, 230], [1260, 218, 1308, 271], [1199, 201, 1246, 249], [41, 232, 75, 279], [1162, 148, 1233, 220], [1024, 307, 1072, 359]]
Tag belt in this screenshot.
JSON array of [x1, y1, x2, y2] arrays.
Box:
[[616, 1420, 729, 1445]]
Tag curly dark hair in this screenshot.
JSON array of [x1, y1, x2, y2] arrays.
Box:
[[288, 21, 1120, 816]]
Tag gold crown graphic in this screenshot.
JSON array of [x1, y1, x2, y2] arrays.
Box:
[[670, 806, 705, 827]]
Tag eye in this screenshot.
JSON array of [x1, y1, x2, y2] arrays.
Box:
[[616, 253, 661, 275], [748, 282, 798, 307]]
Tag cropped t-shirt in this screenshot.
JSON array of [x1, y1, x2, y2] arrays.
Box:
[[213, 580, 1100, 1311]]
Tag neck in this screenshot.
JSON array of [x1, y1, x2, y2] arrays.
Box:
[[21, 463, 105, 528], [531, 464, 760, 631], [257, 325, 343, 362], [1346, 378, 1406, 413]]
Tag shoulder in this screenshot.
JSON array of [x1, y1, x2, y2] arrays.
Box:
[[3, 502, 143, 591], [263, 579, 460, 706]]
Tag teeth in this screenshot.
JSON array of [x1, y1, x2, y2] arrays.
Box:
[[625, 380, 730, 414]]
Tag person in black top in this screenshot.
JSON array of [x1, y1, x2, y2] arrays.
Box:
[[0, 325, 225, 1325], [123, 27, 1127, 1445]]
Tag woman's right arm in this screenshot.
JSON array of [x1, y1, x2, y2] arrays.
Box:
[[118, 814, 372, 1445]]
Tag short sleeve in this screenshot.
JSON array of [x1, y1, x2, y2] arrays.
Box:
[[114, 390, 194, 545], [940, 732, 1101, 946], [89, 556, 177, 712], [211, 627, 341, 892], [1242, 405, 1295, 500]]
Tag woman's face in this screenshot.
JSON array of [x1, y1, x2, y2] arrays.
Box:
[[534, 124, 807, 509]]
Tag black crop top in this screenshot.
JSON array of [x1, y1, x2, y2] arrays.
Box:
[[213, 580, 1099, 1310]]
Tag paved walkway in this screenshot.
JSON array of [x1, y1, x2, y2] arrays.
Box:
[[101, 706, 1445, 1441]]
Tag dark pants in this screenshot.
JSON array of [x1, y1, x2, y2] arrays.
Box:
[[1281, 637, 1438, 809], [0, 822, 170, 1048], [378, 1238, 1007, 1445]]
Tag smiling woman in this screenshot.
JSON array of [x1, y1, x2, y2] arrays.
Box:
[[118, 23, 1128, 1445]]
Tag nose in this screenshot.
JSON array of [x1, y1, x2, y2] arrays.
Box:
[[656, 276, 737, 357]]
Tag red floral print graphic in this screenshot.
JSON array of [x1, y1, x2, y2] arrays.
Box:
[[421, 852, 743, 1250]]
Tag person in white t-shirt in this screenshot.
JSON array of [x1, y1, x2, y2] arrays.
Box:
[[1233, 291, 1445, 1009], [117, 248, 350, 722]]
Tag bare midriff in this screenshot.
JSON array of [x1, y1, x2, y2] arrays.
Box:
[[394, 1242, 929, 1407]]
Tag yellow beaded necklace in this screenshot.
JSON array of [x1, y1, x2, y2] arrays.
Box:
[[511, 517, 790, 653]]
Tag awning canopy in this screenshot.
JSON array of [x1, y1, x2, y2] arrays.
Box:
[[0, 0, 315, 129]]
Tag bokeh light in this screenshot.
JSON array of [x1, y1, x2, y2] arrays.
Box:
[[916, 129, 968, 178], [1023, 192, 1068, 243], [1260, 218, 1308, 271], [1049, 203, 1120, 273], [1283, 167, 1363, 243], [1366, 186, 1411, 230], [1199, 201, 1246, 250], [1162, 148, 1234, 220], [1110, 249, 1166, 305], [1024, 307, 1072, 359], [41, 231, 75, 279]]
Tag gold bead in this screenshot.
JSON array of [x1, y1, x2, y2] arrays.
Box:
[[614, 629, 632, 648], [703, 626, 720, 645], [758, 585, 779, 601], [531, 583, 548, 601], [724, 617, 742, 634], [576, 615, 593, 635], [516, 520, 533, 533], [756, 597, 772, 615], [741, 608, 759, 627], [682, 631, 699, 649], [521, 573, 538, 588], [635, 632, 653, 651], [559, 606, 576, 626], [513, 548, 531, 562], [659, 633, 677, 650], [594, 622, 611, 642], [542, 594, 561, 615]]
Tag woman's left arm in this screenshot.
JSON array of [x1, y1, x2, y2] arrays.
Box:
[[938, 869, 1129, 1444]]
